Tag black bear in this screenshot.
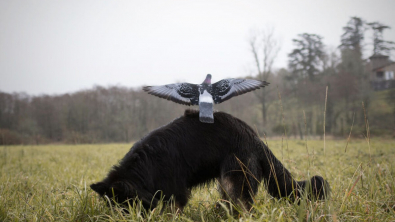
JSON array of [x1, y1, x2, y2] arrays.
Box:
[[91, 110, 329, 211]]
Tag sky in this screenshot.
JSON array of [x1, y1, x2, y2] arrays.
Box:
[[1, 0, 395, 95]]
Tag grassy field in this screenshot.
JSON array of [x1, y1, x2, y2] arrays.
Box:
[[0, 139, 394, 221]]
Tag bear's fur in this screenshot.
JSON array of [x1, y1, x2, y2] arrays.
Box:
[[91, 110, 329, 211]]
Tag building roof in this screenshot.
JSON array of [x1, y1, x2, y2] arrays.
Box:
[[372, 61, 395, 71], [369, 54, 394, 71], [369, 54, 390, 59]]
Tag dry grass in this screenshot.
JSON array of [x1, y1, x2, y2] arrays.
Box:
[[1, 139, 394, 221]]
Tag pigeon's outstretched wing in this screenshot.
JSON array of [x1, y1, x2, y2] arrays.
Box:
[[212, 79, 269, 104], [143, 83, 199, 106]]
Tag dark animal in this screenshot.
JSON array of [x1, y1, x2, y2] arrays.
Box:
[[143, 74, 269, 123], [91, 110, 329, 212]]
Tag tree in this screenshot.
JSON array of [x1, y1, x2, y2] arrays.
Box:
[[31, 96, 63, 141], [340, 17, 366, 57], [335, 17, 373, 131], [249, 27, 281, 124], [386, 89, 395, 136], [368, 22, 395, 56], [288, 33, 326, 81]]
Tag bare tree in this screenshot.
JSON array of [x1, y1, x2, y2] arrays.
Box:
[[249, 27, 281, 124]]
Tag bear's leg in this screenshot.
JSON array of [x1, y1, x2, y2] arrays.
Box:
[[218, 155, 261, 212]]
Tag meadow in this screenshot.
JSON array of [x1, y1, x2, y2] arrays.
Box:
[[0, 139, 394, 221]]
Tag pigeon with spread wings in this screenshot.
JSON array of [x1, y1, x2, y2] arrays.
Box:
[[143, 74, 269, 123]]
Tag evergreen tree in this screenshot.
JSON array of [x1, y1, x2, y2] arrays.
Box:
[[368, 22, 395, 56], [288, 33, 326, 81], [340, 17, 365, 57]]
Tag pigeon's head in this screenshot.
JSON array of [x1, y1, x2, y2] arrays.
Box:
[[203, 74, 212, 84]]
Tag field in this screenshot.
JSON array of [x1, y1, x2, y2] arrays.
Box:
[[1, 139, 395, 221]]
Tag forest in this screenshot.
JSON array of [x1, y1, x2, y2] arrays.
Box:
[[1, 17, 394, 145]]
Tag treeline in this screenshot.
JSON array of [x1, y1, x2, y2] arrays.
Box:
[[0, 75, 393, 145], [0, 86, 187, 144], [1, 16, 394, 144]]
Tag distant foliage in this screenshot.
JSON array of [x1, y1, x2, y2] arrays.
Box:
[[288, 33, 326, 82], [0, 87, 187, 144], [368, 21, 395, 56], [340, 16, 365, 56]]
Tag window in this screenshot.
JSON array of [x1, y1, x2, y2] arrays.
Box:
[[377, 71, 384, 79], [385, 71, 394, 80]]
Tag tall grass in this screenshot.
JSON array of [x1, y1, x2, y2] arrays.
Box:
[[1, 138, 394, 221]]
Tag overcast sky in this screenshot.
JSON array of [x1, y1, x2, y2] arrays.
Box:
[[1, 0, 394, 95]]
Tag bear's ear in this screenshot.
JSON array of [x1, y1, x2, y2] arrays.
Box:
[[90, 182, 108, 196]]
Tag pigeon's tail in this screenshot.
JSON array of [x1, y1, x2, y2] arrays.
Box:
[[199, 102, 214, 123]]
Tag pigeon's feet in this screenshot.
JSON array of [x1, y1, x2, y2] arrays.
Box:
[[200, 115, 214, 123]]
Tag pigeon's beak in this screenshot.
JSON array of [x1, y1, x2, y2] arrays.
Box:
[[203, 74, 212, 84]]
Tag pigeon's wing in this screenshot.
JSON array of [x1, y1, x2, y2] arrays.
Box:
[[212, 79, 269, 104], [143, 83, 199, 106]]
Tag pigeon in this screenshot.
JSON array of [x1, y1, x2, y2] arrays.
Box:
[[143, 74, 269, 123]]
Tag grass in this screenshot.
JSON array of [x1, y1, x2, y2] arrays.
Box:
[[0, 139, 395, 221]]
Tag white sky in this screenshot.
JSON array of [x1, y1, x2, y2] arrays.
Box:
[[1, 0, 394, 95]]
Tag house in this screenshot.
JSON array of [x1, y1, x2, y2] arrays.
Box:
[[369, 54, 395, 90]]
